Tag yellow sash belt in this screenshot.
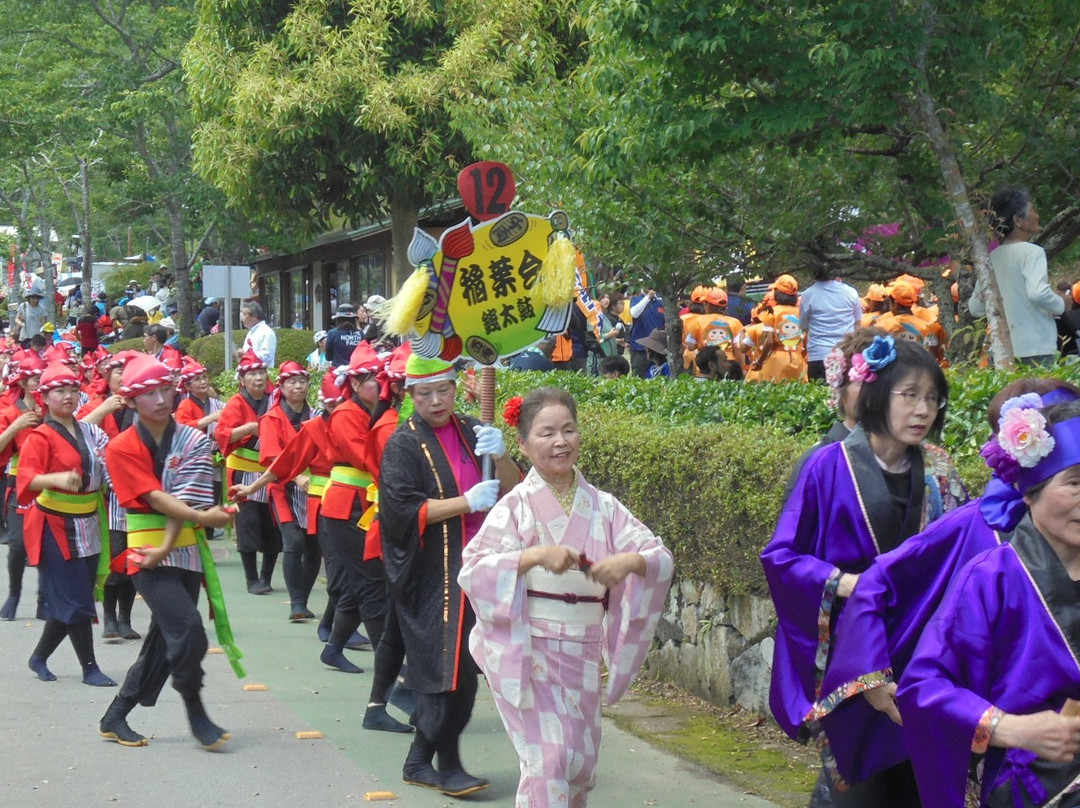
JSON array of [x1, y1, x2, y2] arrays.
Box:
[[226, 446, 265, 474], [126, 512, 200, 549], [357, 484, 379, 530], [36, 489, 99, 516], [307, 473, 330, 499], [8, 452, 18, 477], [328, 465, 373, 488]]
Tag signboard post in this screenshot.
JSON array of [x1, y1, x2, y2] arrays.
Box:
[[202, 264, 251, 373]]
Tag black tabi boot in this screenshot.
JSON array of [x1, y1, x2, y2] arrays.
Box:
[[69, 619, 117, 687], [363, 703, 413, 734], [101, 583, 120, 639], [1, 540, 26, 619], [258, 551, 277, 592], [183, 694, 230, 750], [99, 696, 148, 747], [282, 551, 314, 620], [28, 618, 67, 682], [402, 736, 440, 790], [116, 580, 141, 640], [241, 551, 268, 594], [436, 736, 489, 797]]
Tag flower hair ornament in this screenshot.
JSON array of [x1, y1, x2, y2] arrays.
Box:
[[848, 335, 897, 385], [978, 393, 1080, 531], [503, 395, 523, 428], [980, 396, 1055, 483], [823, 347, 846, 409]]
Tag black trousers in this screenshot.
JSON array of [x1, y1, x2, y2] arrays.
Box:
[[807, 360, 827, 381], [318, 511, 386, 622], [117, 567, 207, 705], [235, 500, 282, 554], [412, 643, 479, 747], [821, 761, 921, 808]]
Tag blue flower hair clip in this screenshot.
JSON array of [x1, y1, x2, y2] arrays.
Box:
[[861, 335, 897, 372]]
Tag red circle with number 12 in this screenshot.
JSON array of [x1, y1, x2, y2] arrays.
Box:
[[457, 161, 517, 222]]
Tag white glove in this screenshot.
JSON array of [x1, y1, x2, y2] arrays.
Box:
[[464, 479, 501, 513], [473, 424, 506, 458]]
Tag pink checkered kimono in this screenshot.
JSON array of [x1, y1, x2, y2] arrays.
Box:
[[459, 468, 673, 808]]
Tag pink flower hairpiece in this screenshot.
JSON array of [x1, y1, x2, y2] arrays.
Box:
[[848, 352, 876, 385], [996, 405, 1055, 469]]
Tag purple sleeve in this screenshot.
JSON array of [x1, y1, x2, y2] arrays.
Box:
[[761, 456, 844, 738], [896, 554, 1002, 808]]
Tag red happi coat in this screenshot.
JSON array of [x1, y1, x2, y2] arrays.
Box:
[[258, 401, 311, 525], [216, 392, 265, 488], [362, 406, 400, 561], [320, 398, 373, 521], [267, 414, 333, 535], [17, 420, 106, 565]]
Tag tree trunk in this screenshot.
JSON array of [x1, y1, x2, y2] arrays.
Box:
[[910, 81, 1013, 368], [79, 157, 92, 312], [36, 194, 56, 325], [389, 193, 421, 294], [165, 199, 194, 338], [662, 289, 685, 376]]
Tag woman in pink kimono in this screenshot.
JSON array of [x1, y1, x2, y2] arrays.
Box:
[[459, 387, 674, 808]]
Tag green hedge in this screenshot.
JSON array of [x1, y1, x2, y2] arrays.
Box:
[[563, 408, 810, 595], [204, 363, 1077, 594], [188, 329, 315, 378]]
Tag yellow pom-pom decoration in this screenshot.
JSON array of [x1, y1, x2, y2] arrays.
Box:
[[375, 266, 432, 337], [537, 234, 578, 308]]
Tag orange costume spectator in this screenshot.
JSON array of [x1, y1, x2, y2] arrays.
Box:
[[753, 275, 806, 382], [861, 284, 889, 327], [683, 287, 743, 374]]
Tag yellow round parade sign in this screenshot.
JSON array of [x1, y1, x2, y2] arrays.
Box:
[[410, 209, 572, 365]]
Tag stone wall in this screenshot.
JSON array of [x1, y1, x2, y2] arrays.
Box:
[[645, 577, 776, 715]]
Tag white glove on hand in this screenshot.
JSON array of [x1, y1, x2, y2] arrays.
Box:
[[464, 479, 501, 513], [473, 424, 506, 458]]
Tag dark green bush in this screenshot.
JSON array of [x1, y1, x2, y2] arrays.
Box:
[[477, 365, 1080, 592], [206, 362, 1073, 594], [564, 408, 812, 595], [189, 329, 315, 378]]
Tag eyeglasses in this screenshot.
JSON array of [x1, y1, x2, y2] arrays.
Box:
[[890, 389, 946, 410]]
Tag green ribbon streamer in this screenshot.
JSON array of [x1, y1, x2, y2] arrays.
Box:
[[94, 492, 110, 602], [216, 453, 233, 542], [195, 529, 246, 679]]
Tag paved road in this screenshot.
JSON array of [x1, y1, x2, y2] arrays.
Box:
[[0, 540, 777, 808]]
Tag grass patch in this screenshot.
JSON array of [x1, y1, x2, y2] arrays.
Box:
[[605, 680, 819, 808]]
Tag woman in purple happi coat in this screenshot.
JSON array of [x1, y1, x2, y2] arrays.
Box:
[[899, 399, 1080, 808], [761, 336, 967, 806], [808, 380, 1080, 795]]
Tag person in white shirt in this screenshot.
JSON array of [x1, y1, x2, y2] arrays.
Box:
[[969, 186, 1063, 366], [238, 302, 277, 366], [799, 268, 862, 380]]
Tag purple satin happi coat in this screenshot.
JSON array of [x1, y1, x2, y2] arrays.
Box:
[[761, 426, 966, 743], [810, 499, 1002, 784], [897, 516, 1080, 808]]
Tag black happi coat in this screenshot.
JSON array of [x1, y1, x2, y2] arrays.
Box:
[[379, 412, 482, 694]]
